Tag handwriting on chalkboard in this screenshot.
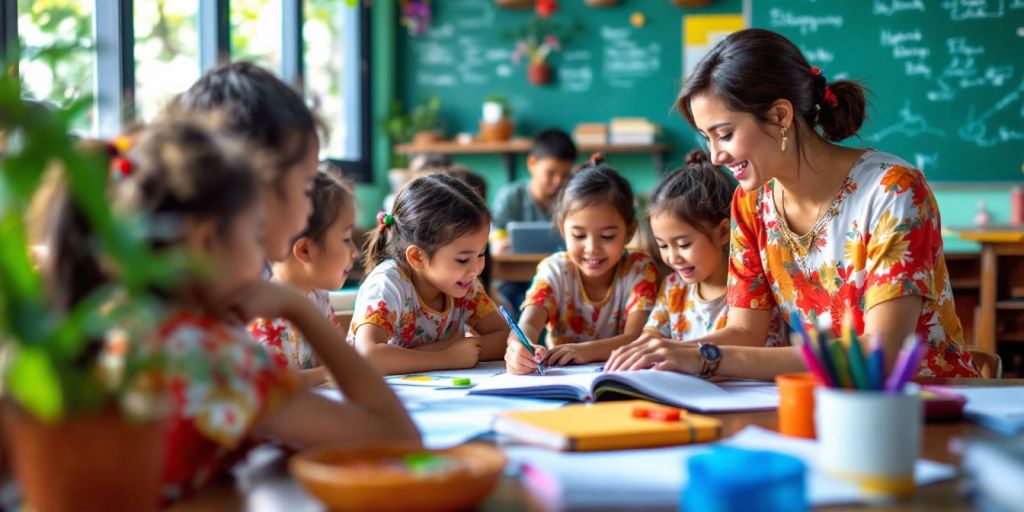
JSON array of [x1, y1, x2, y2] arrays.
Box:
[[943, 0, 1007, 21], [870, 100, 946, 141], [450, 0, 494, 30], [874, 0, 926, 16], [601, 26, 661, 89], [768, 9, 843, 35]]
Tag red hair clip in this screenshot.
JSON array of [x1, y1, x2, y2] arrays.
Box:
[[111, 156, 133, 180], [823, 87, 839, 108], [377, 211, 395, 229]]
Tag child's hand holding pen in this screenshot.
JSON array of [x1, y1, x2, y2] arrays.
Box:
[[499, 306, 547, 375]]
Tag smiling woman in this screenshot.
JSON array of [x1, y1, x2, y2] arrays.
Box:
[[605, 28, 979, 380]]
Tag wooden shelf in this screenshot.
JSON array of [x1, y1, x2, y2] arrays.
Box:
[[394, 139, 673, 181], [949, 279, 981, 289], [995, 300, 1024, 310]]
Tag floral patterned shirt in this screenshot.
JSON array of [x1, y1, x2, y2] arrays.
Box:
[[644, 273, 788, 345], [159, 309, 299, 502], [729, 150, 978, 377], [347, 259, 497, 348], [249, 289, 340, 370], [523, 251, 659, 343]]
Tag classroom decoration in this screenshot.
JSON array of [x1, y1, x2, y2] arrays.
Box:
[[509, 16, 582, 86], [382, 97, 445, 154], [0, 47, 186, 510], [399, 0, 431, 36], [480, 96, 515, 142], [585, 0, 619, 6], [536, 0, 558, 17], [630, 11, 646, 27], [495, 0, 534, 9]]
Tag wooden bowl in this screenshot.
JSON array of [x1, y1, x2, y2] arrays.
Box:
[[289, 442, 507, 512]]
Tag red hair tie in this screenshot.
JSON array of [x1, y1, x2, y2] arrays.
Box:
[[823, 87, 839, 108], [377, 211, 395, 229]]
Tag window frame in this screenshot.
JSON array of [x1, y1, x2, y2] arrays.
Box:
[[3, 0, 373, 184]]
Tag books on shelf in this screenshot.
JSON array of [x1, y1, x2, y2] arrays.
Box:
[[609, 117, 660, 145], [572, 123, 608, 146]]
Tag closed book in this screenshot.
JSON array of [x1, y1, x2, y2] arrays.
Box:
[[494, 400, 721, 451]]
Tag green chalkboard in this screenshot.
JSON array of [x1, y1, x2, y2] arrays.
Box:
[[396, 1, 741, 174], [751, 0, 1024, 182]]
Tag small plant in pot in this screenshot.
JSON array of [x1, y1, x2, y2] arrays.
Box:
[[409, 96, 444, 145], [0, 63, 185, 511], [479, 95, 514, 142]]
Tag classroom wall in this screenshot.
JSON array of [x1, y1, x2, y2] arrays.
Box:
[[368, 1, 1021, 246]]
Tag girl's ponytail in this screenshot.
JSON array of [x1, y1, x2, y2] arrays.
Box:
[[362, 220, 391, 275]]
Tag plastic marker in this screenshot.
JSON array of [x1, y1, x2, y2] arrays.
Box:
[[498, 305, 545, 375]]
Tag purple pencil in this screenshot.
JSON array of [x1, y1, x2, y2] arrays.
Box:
[[884, 335, 926, 392]]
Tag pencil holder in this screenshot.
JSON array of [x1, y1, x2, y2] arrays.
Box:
[[814, 384, 922, 498], [775, 372, 816, 439]]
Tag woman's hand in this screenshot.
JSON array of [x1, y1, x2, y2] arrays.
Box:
[[605, 336, 701, 373]]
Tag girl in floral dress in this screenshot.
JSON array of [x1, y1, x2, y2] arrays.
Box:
[[348, 173, 509, 375], [607, 29, 978, 379], [45, 119, 419, 503], [505, 158, 659, 375], [250, 170, 359, 387], [641, 150, 785, 346]]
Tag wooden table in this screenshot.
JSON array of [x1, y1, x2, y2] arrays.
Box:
[[170, 378, 1016, 511], [492, 253, 548, 282], [950, 225, 1024, 354]]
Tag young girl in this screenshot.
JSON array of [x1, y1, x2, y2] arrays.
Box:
[[44, 119, 419, 502], [250, 169, 359, 387], [348, 173, 509, 375], [505, 159, 659, 375], [169, 61, 320, 263], [641, 150, 787, 346]]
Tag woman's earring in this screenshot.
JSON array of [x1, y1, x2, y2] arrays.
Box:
[[780, 127, 789, 152]]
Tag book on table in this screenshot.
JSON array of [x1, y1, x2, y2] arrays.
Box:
[[469, 363, 779, 413]]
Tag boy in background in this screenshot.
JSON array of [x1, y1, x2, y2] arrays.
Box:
[[491, 128, 577, 314]]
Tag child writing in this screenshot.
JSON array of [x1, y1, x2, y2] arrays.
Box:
[[639, 150, 787, 346], [348, 173, 510, 375], [43, 119, 419, 502], [505, 158, 659, 374], [250, 169, 359, 387]]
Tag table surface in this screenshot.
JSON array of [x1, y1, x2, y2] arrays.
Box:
[[168, 378, 1019, 512]]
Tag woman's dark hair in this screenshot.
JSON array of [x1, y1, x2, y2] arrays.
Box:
[[677, 28, 866, 151], [44, 119, 260, 313], [168, 61, 321, 189], [648, 150, 735, 242], [298, 169, 354, 244], [364, 173, 491, 273], [552, 155, 635, 228]]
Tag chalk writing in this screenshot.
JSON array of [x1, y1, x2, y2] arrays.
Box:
[[874, 0, 927, 16], [942, 0, 1006, 21], [768, 9, 843, 35], [959, 79, 1024, 146], [559, 66, 593, 93], [601, 26, 661, 88], [870, 100, 946, 140]]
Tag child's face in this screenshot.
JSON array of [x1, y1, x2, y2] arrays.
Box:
[[206, 203, 266, 304], [417, 225, 489, 299], [690, 91, 784, 192], [305, 200, 359, 291], [528, 156, 574, 203], [561, 203, 633, 281], [650, 212, 729, 286], [263, 139, 319, 262]]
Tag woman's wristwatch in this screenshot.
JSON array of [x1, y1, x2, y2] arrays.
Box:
[[697, 342, 722, 379]]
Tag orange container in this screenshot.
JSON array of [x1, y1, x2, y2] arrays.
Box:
[[776, 372, 817, 439]]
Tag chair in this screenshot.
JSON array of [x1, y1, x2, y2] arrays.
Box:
[[967, 348, 1003, 379]]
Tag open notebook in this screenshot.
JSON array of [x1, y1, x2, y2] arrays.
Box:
[[469, 363, 779, 412]]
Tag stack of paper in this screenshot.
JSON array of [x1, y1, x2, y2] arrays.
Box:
[[946, 385, 1024, 435], [609, 117, 660, 145]]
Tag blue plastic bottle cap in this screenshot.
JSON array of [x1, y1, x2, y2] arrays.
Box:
[[681, 447, 807, 512]]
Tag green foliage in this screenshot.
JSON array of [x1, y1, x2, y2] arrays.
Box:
[[484, 95, 511, 116], [0, 55, 182, 423]]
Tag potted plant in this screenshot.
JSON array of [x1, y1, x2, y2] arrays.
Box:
[[0, 58, 182, 511], [409, 96, 444, 145], [508, 11, 582, 86], [479, 95, 514, 142]]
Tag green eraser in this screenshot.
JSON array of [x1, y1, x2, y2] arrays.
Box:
[[452, 377, 471, 386]]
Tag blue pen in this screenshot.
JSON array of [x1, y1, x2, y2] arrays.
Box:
[[498, 306, 545, 375], [866, 332, 885, 391]]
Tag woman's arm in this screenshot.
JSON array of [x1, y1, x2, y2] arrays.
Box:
[[353, 323, 481, 375], [545, 310, 651, 366]]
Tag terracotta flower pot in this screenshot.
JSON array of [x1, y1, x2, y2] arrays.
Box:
[[528, 62, 551, 85], [2, 402, 167, 512], [412, 130, 445, 145], [479, 117, 515, 142]]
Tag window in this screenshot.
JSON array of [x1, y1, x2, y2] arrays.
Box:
[[17, 0, 95, 134], [134, 0, 199, 121], [304, 0, 370, 182], [231, 0, 281, 73]]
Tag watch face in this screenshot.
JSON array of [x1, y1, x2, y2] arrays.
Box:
[[699, 343, 722, 362]]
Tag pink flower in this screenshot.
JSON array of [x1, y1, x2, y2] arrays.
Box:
[[544, 35, 561, 51]]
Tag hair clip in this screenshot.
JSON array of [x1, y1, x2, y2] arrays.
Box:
[[822, 87, 839, 108], [589, 152, 605, 166], [377, 211, 395, 229], [111, 156, 133, 181]]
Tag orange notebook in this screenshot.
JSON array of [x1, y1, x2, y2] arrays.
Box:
[[494, 400, 722, 452]]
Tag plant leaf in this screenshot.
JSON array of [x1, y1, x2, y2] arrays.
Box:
[[8, 347, 64, 422]]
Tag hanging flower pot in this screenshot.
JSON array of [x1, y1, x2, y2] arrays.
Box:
[[2, 403, 167, 512], [495, 0, 534, 9], [528, 62, 552, 85]]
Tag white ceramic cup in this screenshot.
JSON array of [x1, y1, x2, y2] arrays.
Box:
[[814, 384, 922, 498]]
